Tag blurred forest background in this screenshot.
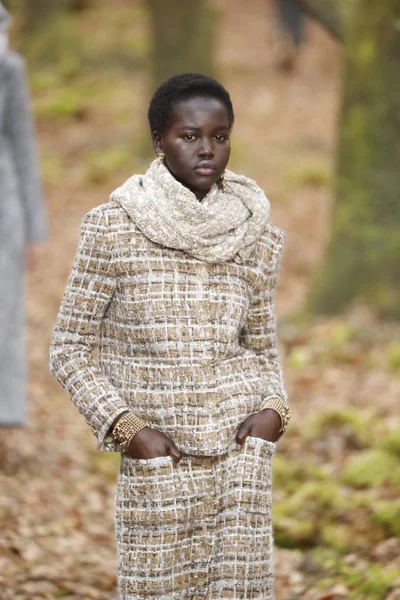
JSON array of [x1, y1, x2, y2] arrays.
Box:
[[1, 0, 399, 599]]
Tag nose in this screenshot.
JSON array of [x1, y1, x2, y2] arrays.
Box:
[[198, 137, 215, 157]]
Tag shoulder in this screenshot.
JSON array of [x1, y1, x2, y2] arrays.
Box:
[[253, 221, 285, 277], [261, 221, 285, 253], [81, 200, 141, 239], [256, 220, 285, 255], [82, 200, 129, 225]]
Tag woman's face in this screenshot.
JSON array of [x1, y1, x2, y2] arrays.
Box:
[[152, 96, 232, 201]]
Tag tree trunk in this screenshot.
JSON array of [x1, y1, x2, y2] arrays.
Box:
[[20, 0, 65, 35], [297, 0, 343, 39], [147, 0, 216, 88], [310, 0, 400, 317], [18, 0, 84, 65]]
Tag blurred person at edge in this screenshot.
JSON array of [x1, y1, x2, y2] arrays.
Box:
[[273, 0, 306, 69], [0, 2, 47, 434], [50, 72, 290, 599]]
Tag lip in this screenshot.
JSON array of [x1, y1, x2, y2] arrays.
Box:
[[194, 161, 216, 176]]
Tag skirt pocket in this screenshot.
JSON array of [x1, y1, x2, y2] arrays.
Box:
[[116, 454, 179, 529], [212, 435, 276, 596], [224, 434, 275, 517]]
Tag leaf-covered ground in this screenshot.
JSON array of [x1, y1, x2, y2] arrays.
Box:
[[1, 1, 399, 598]]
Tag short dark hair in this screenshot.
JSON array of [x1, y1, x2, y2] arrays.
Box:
[[148, 73, 234, 134]]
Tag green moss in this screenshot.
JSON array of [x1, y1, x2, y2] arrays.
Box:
[[343, 564, 399, 600], [25, 12, 84, 68], [287, 346, 313, 369], [387, 342, 400, 372], [290, 481, 346, 510], [30, 69, 63, 92], [273, 454, 326, 493], [328, 321, 354, 347], [273, 513, 316, 548], [378, 429, 400, 457], [285, 161, 332, 188], [34, 88, 89, 120], [311, 547, 343, 573], [304, 407, 372, 446], [83, 144, 134, 185], [54, 588, 72, 598], [320, 523, 355, 553], [312, 552, 399, 599], [357, 40, 375, 67], [343, 449, 400, 488], [372, 500, 400, 537], [273, 481, 349, 549]]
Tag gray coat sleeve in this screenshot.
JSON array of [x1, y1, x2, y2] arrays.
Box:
[[4, 53, 47, 243]]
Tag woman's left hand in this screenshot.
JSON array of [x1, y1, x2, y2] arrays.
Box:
[[236, 408, 281, 448]]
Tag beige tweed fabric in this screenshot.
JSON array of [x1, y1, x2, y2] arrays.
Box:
[[50, 165, 287, 599], [49, 200, 287, 456], [116, 435, 276, 599], [110, 159, 271, 265]]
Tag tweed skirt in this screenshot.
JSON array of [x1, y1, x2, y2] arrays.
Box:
[[115, 435, 276, 600]]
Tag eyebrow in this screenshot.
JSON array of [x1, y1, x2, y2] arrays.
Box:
[[175, 125, 231, 132]]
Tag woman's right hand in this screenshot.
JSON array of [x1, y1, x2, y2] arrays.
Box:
[[127, 427, 182, 465]]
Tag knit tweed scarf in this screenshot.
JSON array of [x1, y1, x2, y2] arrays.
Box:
[[111, 159, 270, 264]]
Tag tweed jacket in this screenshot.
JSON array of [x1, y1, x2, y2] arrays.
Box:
[[50, 200, 287, 456]]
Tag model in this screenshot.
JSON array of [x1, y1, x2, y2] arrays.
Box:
[[50, 73, 290, 600]]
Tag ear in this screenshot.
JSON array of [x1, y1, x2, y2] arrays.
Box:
[[151, 131, 163, 154]]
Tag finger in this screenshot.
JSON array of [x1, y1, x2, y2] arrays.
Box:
[[168, 444, 182, 463], [236, 424, 252, 447]]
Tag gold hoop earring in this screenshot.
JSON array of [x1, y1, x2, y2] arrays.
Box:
[[156, 152, 165, 166], [217, 172, 226, 192]]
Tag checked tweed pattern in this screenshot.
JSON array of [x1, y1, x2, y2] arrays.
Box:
[[116, 435, 276, 599], [50, 195, 287, 599]]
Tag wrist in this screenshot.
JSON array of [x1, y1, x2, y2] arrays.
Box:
[[259, 396, 291, 435], [112, 412, 148, 452]]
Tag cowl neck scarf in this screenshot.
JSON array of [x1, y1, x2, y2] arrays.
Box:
[[111, 159, 270, 264]]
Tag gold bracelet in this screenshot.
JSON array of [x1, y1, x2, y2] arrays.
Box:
[[260, 396, 291, 435], [112, 412, 148, 451]]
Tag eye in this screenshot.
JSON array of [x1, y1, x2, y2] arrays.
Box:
[[215, 134, 228, 142], [183, 133, 196, 141]]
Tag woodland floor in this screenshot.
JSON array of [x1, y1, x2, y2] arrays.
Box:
[[1, 1, 399, 599]]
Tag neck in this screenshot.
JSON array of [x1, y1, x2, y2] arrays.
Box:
[[165, 165, 211, 202], [193, 188, 209, 202]]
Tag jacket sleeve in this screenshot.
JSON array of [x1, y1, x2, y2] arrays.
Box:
[[4, 53, 47, 243], [49, 208, 131, 451], [239, 225, 288, 408]]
